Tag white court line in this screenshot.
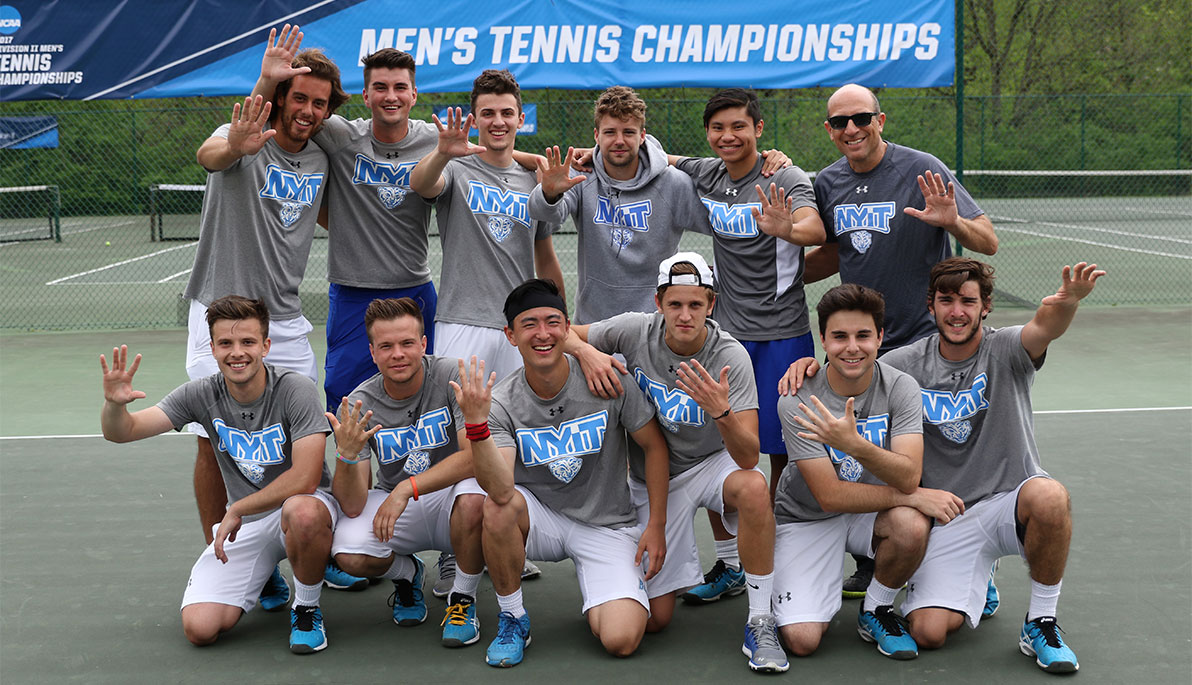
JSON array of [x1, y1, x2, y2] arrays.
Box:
[[996, 225, 1192, 260], [0, 219, 141, 247], [1121, 205, 1192, 219], [156, 269, 192, 283], [5, 406, 1187, 441], [45, 241, 198, 285], [991, 215, 1192, 245]]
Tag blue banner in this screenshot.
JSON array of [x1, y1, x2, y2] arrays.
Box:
[[0, 115, 57, 148], [0, 0, 953, 102]]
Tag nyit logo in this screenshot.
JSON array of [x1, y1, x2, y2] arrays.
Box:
[[825, 414, 890, 482], [516, 411, 608, 483], [352, 155, 416, 187], [702, 199, 761, 238], [372, 407, 453, 465], [259, 164, 324, 206], [593, 197, 652, 231], [920, 373, 989, 424], [212, 419, 286, 486], [833, 202, 895, 236], [466, 181, 530, 228], [633, 368, 704, 433]]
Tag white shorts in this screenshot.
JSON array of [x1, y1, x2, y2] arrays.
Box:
[[772, 512, 877, 626], [181, 489, 338, 611], [186, 299, 317, 437], [331, 479, 486, 558], [901, 478, 1036, 628], [628, 450, 761, 598], [434, 321, 524, 382], [517, 485, 649, 614]]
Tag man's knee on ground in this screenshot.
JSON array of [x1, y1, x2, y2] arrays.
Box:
[[334, 552, 380, 578], [645, 594, 675, 633], [598, 624, 645, 657], [780, 622, 825, 657], [181, 605, 237, 647], [908, 609, 963, 649]]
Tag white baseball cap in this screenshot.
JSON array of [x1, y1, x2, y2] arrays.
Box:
[[657, 252, 715, 288]]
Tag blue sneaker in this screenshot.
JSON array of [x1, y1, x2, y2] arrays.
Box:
[[680, 560, 746, 604], [1020, 616, 1079, 673], [388, 555, 427, 626], [259, 565, 290, 612], [289, 605, 327, 654], [741, 615, 789, 673], [441, 593, 480, 647], [983, 560, 1000, 618], [486, 611, 531, 667], [323, 561, 368, 592], [858, 605, 918, 660]]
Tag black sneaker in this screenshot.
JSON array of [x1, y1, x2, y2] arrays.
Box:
[[843, 557, 875, 599]]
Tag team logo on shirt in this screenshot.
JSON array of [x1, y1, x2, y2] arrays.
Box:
[[377, 186, 408, 209], [832, 202, 895, 254], [701, 198, 761, 238], [372, 407, 453, 470], [211, 419, 287, 486], [516, 411, 609, 483], [824, 414, 890, 482], [919, 373, 989, 444], [593, 197, 651, 250], [352, 155, 417, 209], [259, 164, 325, 227], [633, 368, 704, 433], [466, 181, 531, 241]]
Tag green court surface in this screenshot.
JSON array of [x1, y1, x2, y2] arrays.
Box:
[[1, 307, 1189, 683]]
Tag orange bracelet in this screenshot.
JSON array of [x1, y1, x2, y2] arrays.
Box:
[[409, 476, 419, 501]]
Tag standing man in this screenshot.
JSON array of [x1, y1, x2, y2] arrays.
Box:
[[187, 28, 350, 602], [774, 284, 962, 661], [410, 70, 565, 381], [882, 258, 1101, 673], [564, 253, 783, 673], [326, 297, 487, 648], [804, 83, 998, 596], [101, 296, 338, 654], [668, 89, 825, 600], [456, 279, 671, 667], [529, 86, 708, 324]]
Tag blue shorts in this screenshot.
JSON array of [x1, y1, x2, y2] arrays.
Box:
[[740, 332, 815, 455], [324, 281, 437, 413]]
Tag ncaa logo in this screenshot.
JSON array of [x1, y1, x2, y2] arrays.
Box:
[[0, 6, 20, 35]]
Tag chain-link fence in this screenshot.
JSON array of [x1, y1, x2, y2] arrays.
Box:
[[1, 92, 1189, 330]]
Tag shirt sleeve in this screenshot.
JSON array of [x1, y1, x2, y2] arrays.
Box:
[[617, 378, 657, 434], [586, 312, 643, 355], [156, 380, 203, 432], [488, 394, 517, 450], [888, 373, 925, 437], [778, 392, 826, 462], [778, 166, 817, 211], [280, 374, 332, 442], [724, 343, 760, 412]]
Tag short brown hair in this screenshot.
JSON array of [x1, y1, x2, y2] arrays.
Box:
[[657, 261, 715, 304], [362, 48, 416, 86], [364, 297, 424, 342], [206, 295, 270, 339], [928, 257, 996, 310], [816, 283, 885, 336], [470, 69, 521, 114], [594, 86, 647, 129], [275, 48, 349, 116]]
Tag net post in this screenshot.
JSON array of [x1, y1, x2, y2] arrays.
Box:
[[51, 185, 61, 242]]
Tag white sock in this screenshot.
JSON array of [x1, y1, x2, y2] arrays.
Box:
[[863, 579, 900, 613], [380, 554, 417, 581], [496, 588, 526, 618], [451, 568, 482, 601], [745, 571, 773, 620], [714, 538, 740, 571], [1027, 579, 1062, 621], [292, 579, 321, 609]]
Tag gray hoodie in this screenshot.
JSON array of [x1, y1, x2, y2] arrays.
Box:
[[528, 135, 709, 323]]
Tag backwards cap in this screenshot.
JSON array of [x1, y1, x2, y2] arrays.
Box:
[[657, 252, 715, 288]]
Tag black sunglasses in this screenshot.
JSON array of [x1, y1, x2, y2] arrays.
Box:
[[827, 112, 880, 129]]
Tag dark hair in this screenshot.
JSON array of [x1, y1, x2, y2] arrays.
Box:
[[928, 257, 996, 310], [362, 48, 416, 86], [470, 69, 521, 114], [503, 279, 567, 325], [275, 48, 349, 116], [816, 283, 885, 336], [594, 86, 647, 128], [206, 295, 270, 339], [703, 88, 761, 128], [364, 297, 424, 341], [657, 261, 715, 304]]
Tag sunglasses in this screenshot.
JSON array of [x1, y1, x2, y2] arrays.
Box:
[[827, 112, 880, 129]]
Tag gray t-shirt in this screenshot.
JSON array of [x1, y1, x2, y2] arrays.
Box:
[[157, 364, 331, 521], [815, 142, 984, 351], [775, 361, 922, 524], [345, 356, 465, 492], [587, 312, 757, 480], [676, 156, 817, 341], [185, 124, 328, 319], [489, 355, 656, 528], [881, 326, 1047, 507], [315, 116, 439, 288], [435, 155, 557, 329]]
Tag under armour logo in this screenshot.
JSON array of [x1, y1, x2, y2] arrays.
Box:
[[240, 412, 255, 421], [775, 591, 793, 603], [668, 365, 677, 374], [548, 405, 565, 416], [385, 152, 400, 159], [288, 160, 301, 169], [407, 410, 415, 418], [855, 185, 868, 194], [725, 188, 738, 196], [950, 372, 966, 381]]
